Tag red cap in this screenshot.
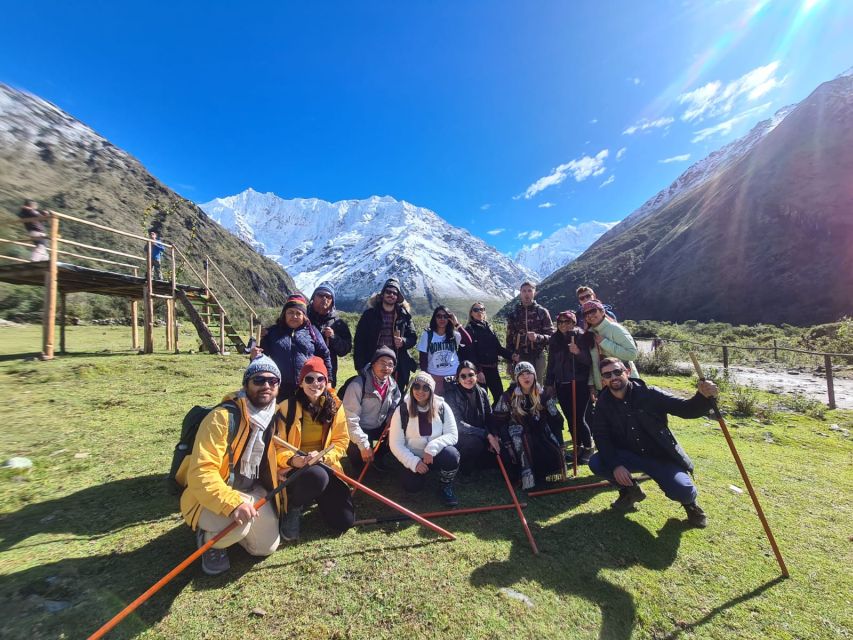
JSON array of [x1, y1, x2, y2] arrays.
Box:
[[299, 356, 328, 383], [581, 300, 605, 313]]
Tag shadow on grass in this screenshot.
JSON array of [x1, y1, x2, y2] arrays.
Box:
[[0, 475, 177, 552], [0, 350, 144, 362]]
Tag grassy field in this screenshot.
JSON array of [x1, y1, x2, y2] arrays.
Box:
[[1, 325, 851, 640]]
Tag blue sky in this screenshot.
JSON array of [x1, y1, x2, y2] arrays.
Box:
[[2, 1, 851, 255]]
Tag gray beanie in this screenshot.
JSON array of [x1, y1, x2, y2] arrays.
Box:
[[410, 371, 435, 392], [312, 281, 335, 302], [371, 345, 397, 366], [514, 361, 536, 379], [243, 354, 281, 385]]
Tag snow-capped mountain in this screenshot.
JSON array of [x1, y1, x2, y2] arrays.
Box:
[[515, 221, 618, 278], [199, 190, 537, 311], [601, 103, 796, 242]]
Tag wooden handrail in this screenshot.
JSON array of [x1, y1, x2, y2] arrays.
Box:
[[171, 245, 207, 288], [206, 256, 257, 318], [651, 336, 852, 359], [58, 238, 145, 262], [0, 254, 30, 263], [50, 210, 174, 247], [0, 239, 137, 270]]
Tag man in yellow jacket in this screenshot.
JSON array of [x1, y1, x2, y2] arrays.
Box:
[[176, 355, 284, 575]]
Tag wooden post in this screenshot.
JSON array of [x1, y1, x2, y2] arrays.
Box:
[[773, 339, 778, 361], [145, 242, 154, 353], [722, 345, 729, 371], [131, 299, 139, 350], [249, 315, 254, 344], [41, 213, 60, 360], [219, 308, 226, 355], [164, 299, 172, 351], [825, 354, 836, 410], [203, 258, 210, 323], [170, 246, 178, 353], [59, 291, 67, 355]]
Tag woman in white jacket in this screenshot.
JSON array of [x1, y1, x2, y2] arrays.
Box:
[[389, 371, 460, 506]]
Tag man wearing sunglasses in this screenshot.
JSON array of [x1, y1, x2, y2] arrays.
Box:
[[575, 286, 617, 330], [308, 281, 352, 387], [588, 357, 717, 528], [353, 277, 418, 389], [175, 355, 285, 575]]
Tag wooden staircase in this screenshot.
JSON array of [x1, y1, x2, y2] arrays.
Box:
[[176, 289, 248, 355]]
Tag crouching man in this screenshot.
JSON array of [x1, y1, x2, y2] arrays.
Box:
[[176, 355, 284, 575], [588, 357, 718, 528]]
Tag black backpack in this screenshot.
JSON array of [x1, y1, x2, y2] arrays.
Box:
[[336, 373, 367, 403], [397, 399, 445, 426], [166, 401, 240, 496]]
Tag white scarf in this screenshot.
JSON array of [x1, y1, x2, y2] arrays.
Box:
[[238, 391, 276, 480]]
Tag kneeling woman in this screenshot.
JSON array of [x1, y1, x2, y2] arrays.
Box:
[[275, 357, 354, 541], [389, 372, 460, 506], [442, 361, 493, 472], [491, 362, 566, 490]]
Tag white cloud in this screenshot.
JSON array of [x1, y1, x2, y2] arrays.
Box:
[[520, 149, 609, 199], [691, 102, 771, 142], [632, 77, 641, 85], [516, 231, 529, 240], [589, 118, 598, 124], [678, 61, 783, 122], [616, 147, 627, 160], [520, 243, 541, 252], [486, 228, 505, 236], [480, 203, 491, 211], [600, 175, 616, 188], [528, 230, 543, 240], [571, 217, 578, 222], [659, 153, 691, 163], [538, 202, 555, 209], [623, 116, 674, 135]]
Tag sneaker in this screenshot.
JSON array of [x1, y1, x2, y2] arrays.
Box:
[[439, 483, 459, 507], [683, 502, 708, 528], [196, 528, 230, 576], [611, 483, 646, 511], [280, 506, 302, 542]]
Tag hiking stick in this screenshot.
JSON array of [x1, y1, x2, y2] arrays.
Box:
[[527, 475, 650, 497], [688, 353, 789, 578], [273, 436, 456, 540], [353, 501, 527, 526], [571, 335, 578, 477], [495, 454, 539, 554], [86, 444, 335, 640], [353, 422, 391, 491]]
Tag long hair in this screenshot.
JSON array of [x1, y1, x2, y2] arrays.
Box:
[[456, 360, 478, 379], [429, 305, 451, 333], [407, 373, 439, 421], [296, 387, 338, 425], [468, 301, 488, 323], [510, 377, 543, 421]]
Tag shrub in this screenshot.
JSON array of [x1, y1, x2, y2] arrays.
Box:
[[780, 393, 827, 420], [635, 346, 690, 376]]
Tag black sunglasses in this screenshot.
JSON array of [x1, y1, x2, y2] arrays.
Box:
[[251, 376, 280, 387], [459, 372, 477, 380], [601, 369, 625, 379], [410, 382, 431, 392], [471, 307, 485, 313]]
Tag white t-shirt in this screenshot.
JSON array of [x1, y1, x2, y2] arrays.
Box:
[[417, 329, 462, 377]]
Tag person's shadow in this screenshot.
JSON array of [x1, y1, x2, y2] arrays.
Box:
[[469, 510, 688, 640]]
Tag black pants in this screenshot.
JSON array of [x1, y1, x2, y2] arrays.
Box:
[[401, 446, 460, 492], [479, 366, 504, 406], [346, 426, 391, 473], [456, 425, 490, 472], [555, 381, 592, 448], [285, 466, 354, 531]]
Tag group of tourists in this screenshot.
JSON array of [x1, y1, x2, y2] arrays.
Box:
[[178, 277, 718, 576]]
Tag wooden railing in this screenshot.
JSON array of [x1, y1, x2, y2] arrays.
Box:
[[649, 336, 852, 409]]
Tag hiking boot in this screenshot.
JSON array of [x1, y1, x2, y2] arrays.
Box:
[[196, 528, 230, 576], [683, 502, 708, 528], [611, 483, 646, 511], [439, 483, 459, 507], [280, 506, 302, 542], [578, 447, 594, 465]]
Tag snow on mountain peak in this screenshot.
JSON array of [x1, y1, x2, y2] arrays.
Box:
[[199, 190, 536, 310], [515, 221, 618, 278]]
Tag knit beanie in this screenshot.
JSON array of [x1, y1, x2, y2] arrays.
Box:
[[557, 310, 577, 323], [381, 277, 404, 301], [283, 293, 308, 313], [243, 354, 281, 385], [514, 361, 536, 379], [371, 345, 397, 366], [312, 281, 335, 302], [410, 371, 435, 392], [298, 356, 328, 384], [581, 300, 605, 314]]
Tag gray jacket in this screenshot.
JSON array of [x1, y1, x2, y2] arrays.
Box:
[[342, 365, 402, 450]]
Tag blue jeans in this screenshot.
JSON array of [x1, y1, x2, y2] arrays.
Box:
[[589, 449, 697, 505]]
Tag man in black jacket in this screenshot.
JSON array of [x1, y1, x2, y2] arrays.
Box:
[[308, 282, 352, 387], [353, 277, 418, 390], [588, 357, 718, 528]]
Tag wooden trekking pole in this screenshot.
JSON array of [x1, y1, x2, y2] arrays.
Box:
[[86, 444, 335, 640], [688, 352, 789, 578], [570, 335, 578, 477], [353, 501, 527, 526], [528, 475, 650, 497], [495, 453, 539, 554], [354, 421, 392, 490], [273, 437, 456, 541]]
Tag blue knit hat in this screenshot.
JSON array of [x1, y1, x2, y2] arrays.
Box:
[[312, 281, 335, 302], [243, 354, 281, 385]]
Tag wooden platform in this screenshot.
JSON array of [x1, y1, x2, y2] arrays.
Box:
[[0, 262, 205, 298]]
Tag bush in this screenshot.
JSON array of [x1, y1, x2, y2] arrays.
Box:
[[780, 393, 827, 420], [635, 345, 690, 376], [728, 384, 760, 417]]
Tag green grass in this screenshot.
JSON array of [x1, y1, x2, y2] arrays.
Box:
[[1, 326, 852, 639]]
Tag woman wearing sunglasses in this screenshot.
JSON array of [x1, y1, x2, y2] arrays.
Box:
[[463, 302, 514, 404], [491, 362, 566, 490], [442, 361, 494, 473], [389, 372, 460, 506], [417, 305, 473, 395], [274, 357, 354, 542]]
